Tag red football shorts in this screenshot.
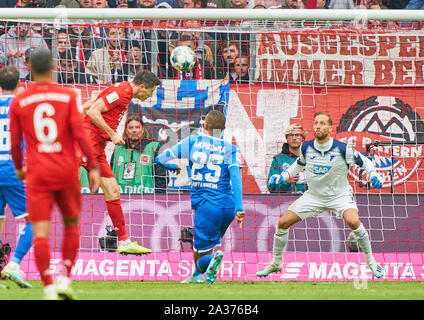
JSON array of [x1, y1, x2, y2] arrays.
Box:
[[75, 139, 114, 178], [27, 182, 81, 222]]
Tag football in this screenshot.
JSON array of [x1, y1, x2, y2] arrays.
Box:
[[170, 45, 197, 72], [346, 231, 361, 252]]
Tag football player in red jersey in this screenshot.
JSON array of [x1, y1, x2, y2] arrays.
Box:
[[82, 69, 161, 255], [9, 48, 100, 300]]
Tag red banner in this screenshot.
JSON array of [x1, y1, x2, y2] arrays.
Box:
[[255, 30, 424, 87]]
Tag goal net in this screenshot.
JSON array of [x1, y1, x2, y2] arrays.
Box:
[[1, 8, 423, 282]]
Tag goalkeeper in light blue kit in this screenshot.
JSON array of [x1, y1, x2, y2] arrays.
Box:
[[155, 110, 245, 284], [0, 66, 32, 288], [259, 112, 385, 279]]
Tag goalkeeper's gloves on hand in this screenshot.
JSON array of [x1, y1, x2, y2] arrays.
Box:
[[268, 172, 288, 188], [370, 173, 383, 189]]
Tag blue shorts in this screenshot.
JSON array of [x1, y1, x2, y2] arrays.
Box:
[[193, 201, 235, 253], [0, 184, 27, 220]]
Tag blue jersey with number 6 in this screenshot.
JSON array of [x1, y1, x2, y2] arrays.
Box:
[[168, 134, 242, 209], [0, 95, 22, 187]]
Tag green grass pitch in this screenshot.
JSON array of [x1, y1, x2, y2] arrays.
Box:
[[0, 280, 423, 300]]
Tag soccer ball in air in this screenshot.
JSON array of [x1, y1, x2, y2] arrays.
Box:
[[170, 46, 196, 72]]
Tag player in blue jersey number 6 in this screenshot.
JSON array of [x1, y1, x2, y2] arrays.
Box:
[[262, 112, 384, 279], [155, 110, 245, 284]]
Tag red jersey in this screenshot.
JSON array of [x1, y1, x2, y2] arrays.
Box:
[[87, 81, 133, 142], [9, 82, 84, 190]]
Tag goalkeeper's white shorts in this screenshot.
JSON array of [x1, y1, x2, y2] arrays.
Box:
[[287, 190, 358, 220]]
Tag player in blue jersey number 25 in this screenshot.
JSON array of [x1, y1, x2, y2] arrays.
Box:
[[155, 110, 245, 284]]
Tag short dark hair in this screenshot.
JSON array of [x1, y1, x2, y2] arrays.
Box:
[[30, 47, 53, 75], [314, 111, 333, 126], [132, 69, 161, 88], [205, 109, 226, 131], [0, 66, 19, 91]]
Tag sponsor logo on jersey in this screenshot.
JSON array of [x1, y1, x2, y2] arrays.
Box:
[[312, 164, 332, 175], [140, 154, 150, 164], [336, 96, 424, 189], [106, 91, 120, 104]]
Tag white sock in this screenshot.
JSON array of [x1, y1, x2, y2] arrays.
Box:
[[272, 226, 289, 265], [44, 284, 56, 295], [353, 223, 374, 264], [119, 239, 131, 246], [57, 275, 72, 286]]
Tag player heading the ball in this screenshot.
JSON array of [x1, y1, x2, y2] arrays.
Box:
[[9, 47, 100, 300], [80, 69, 161, 256], [155, 110, 245, 284], [260, 112, 384, 279]]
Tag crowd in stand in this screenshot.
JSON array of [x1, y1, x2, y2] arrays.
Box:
[[0, 0, 420, 86]]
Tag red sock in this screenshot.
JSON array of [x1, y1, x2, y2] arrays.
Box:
[[105, 199, 129, 241], [62, 225, 80, 277], [33, 237, 53, 287]]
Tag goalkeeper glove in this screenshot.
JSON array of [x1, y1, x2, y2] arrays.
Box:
[[370, 173, 383, 189], [268, 172, 288, 188]]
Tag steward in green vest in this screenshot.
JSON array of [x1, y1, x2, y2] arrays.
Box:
[[267, 124, 308, 194], [110, 115, 167, 194]]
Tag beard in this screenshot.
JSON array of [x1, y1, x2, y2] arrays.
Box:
[[314, 130, 329, 142]]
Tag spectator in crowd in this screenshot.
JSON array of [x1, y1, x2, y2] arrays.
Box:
[[0, 22, 48, 80], [56, 0, 92, 7], [15, 0, 55, 7], [267, 123, 308, 193], [316, 0, 327, 8], [92, 0, 108, 6], [220, 41, 240, 80], [232, 55, 250, 83], [110, 116, 168, 194], [358, 0, 386, 8], [385, 0, 408, 8], [123, 40, 146, 82], [157, 0, 179, 7], [327, 0, 356, 9], [23, 47, 34, 81], [181, 0, 206, 7], [69, 24, 103, 70], [230, 0, 247, 8], [163, 33, 215, 79], [182, 20, 215, 66], [203, 0, 232, 8], [56, 30, 71, 54], [115, 0, 129, 6], [108, 0, 131, 6], [137, 0, 155, 6], [57, 50, 95, 84], [279, 0, 305, 8], [86, 27, 128, 84]]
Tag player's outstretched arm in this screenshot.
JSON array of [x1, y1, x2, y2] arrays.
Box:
[[155, 137, 191, 173], [355, 152, 383, 189], [229, 165, 245, 228], [85, 98, 124, 145], [268, 160, 304, 187], [155, 150, 180, 173]]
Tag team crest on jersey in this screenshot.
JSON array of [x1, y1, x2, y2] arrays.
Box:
[[336, 96, 424, 189]]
